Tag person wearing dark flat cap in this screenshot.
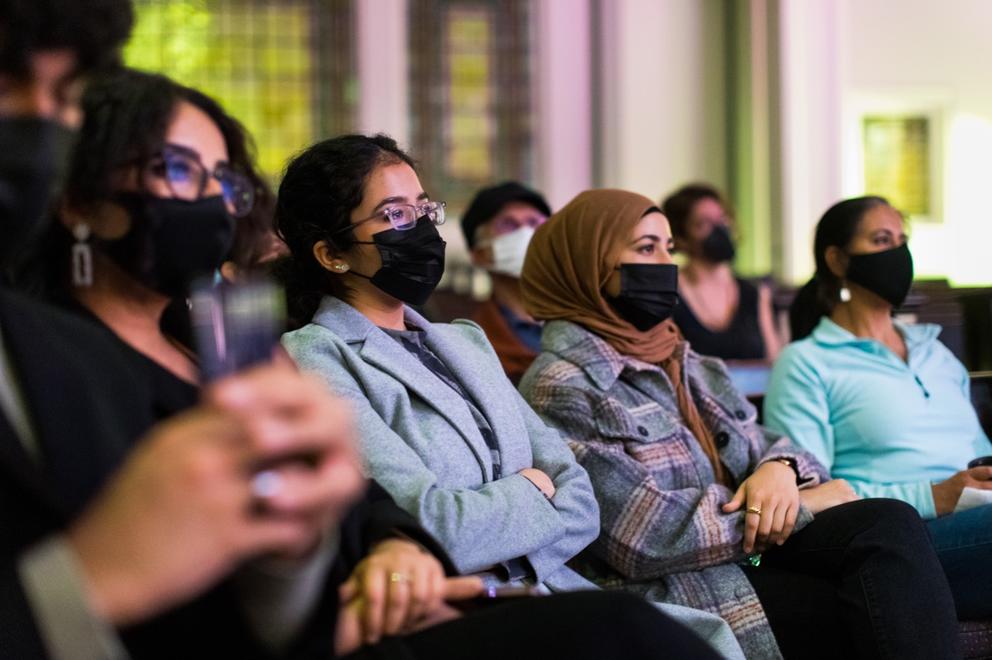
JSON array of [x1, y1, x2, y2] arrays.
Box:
[[461, 182, 551, 384]]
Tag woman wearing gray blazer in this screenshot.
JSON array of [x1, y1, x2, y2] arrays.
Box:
[[274, 134, 745, 659]]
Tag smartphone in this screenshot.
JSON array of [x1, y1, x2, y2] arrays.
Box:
[[451, 585, 543, 612], [968, 456, 992, 469], [190, 275, 286, 382], [479, 585, 543, 599]]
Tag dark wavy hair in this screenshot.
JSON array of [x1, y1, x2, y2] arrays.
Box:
[[0, 0, 133, 77], [660, 182, 731, 239], [34, 68, 264, 295], [227, 177, 279, 269], [274, 134, 415, 324], [63, 67, 259, 211], [789, 196, 890, 340]]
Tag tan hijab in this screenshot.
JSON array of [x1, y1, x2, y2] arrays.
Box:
[[521, 189, 730, 486]]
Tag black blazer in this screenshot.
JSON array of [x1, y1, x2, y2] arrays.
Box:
[[0, 289, 452, 659], [0, 288, 148, 658]]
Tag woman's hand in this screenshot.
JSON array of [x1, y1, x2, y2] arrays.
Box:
[[519, 468, 556, 499], [339, 538, 445, 645], [722, 461, 800, 553], [66, 365, 366, 625], [931, 466, 992, 516], [337, 539, 484, 647], [798, 478, 859, 515]]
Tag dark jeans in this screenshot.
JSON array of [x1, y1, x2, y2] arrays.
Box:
[[927, 502, 992, 619], [343, 590, 720, 660], [743, 499, 960, 660]]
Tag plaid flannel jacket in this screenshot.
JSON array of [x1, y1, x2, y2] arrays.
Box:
[[520, 320, 830, 659]]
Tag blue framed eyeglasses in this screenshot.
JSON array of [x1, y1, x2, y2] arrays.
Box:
[[148, 143, 255, 218]]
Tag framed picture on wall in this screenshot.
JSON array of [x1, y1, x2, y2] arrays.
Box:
[[862, 115, 934, 221], [843, 89, 946, 225]]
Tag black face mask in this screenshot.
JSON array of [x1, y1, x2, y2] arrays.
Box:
[[0, 117, 77, 267], [609, 263, 680, 331], [844, 243, 914, 308], [350, 216, 446, 305], [700, 224, 736, 263], [98, 193, 235, 298]]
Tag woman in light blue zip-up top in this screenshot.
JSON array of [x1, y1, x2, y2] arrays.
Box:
[[764, 196, 992, 620]]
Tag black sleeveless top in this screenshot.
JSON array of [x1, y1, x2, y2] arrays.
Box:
[[64, 300, 200, 421], [673, 278, 766, 360]]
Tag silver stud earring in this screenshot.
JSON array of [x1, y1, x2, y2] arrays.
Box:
[[839, 283, 851, 303], [333, 263, 349, 272], [71, 223, 93, 287]]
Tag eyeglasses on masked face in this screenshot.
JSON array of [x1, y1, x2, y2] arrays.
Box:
[[335, 200, 447, 236], [146, 143, 255, 217]]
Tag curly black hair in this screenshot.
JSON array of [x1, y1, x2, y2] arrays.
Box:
[[275, 134, 415, 322], [0, 0, 134, 78]]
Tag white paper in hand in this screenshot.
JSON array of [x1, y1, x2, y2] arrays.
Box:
[[953, 487, 992, 513]]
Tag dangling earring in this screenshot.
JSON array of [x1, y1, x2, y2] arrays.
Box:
[[839, 282, 851, 303], [71, 223, 93, 287]]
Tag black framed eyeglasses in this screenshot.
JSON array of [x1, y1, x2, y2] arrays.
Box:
[[335, 201, 447, 236], [147, 143, 255, 218]]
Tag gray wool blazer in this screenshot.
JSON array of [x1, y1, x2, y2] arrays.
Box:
[[282, 296, 601, 589]]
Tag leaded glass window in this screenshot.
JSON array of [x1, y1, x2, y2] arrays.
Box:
[[408, 0, 534, 212], [125, 0, 355, 177]]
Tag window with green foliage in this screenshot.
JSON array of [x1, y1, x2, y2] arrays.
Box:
[[125, 0, 355, 178], [409, 0, 533, 213]]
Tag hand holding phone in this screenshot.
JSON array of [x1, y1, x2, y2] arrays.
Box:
[[449, 583, 544, 613], [190, 275, 286, 382], [205, 363, 367, 557], [192, 280, 367, 555]]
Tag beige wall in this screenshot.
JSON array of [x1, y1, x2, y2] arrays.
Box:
[[352, 0, 992, 285], [839, 0, 992, 285], [329, 0, 992, 286], [596, 0, 727, 201]]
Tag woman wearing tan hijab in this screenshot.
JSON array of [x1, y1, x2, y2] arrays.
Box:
[[518, 189, 960, 660]]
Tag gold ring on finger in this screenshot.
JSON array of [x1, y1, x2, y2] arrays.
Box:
[[389, 572, 411, 583], [746, 505, 762, 516]]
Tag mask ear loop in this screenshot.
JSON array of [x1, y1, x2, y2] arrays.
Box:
[[341, 239, 377, 281], [345, 270, 373, 281], [326, 253, 373, 281]]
